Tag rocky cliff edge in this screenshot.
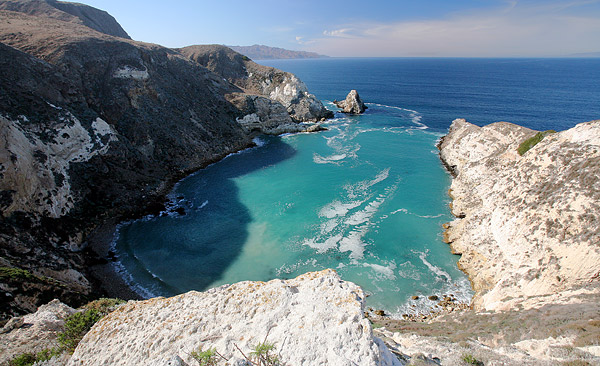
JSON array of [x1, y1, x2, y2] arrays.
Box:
[[67, 270, 399, 366], [439, 118, 600, 311]]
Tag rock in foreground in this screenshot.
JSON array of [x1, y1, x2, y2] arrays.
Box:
[[334, 90, 367, 114], [68, 270, 399, 366]]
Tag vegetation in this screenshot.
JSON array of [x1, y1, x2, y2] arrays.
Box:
[[191, 347, 219, 366], [58, 309, 102, 353], [250, 341, 281, 366], [517, 130, 556, 155], [462, 353, 483, 365], [0, 266, 36, 281], [83, 298, 125, 316], [9, 348, 61, 366]]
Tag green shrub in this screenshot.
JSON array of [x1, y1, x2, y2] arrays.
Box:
[[251, 341, 280, 366], [58, 309, 102, 353], [83, 298, 125, 316], [8, 353, 36, 366], [462, 353, 483, 365], [517, 130, 556, 155], [9, 348, 62, 366], [191, 347, 219, 366], [0, 267, 36, 281]]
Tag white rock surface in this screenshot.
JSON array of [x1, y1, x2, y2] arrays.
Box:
[[334, 90, 367, 114], [439, 118, 600, 311], [0, 300, 75, 364], [68, 270, 400, 366], [0, 114, 117, 219]]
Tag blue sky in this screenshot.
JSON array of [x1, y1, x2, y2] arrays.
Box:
[[82, 0, 600, 57]]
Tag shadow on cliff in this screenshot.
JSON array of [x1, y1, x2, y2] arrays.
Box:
[[115, 136, 296, 297]]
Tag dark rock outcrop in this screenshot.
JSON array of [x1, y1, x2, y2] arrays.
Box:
[[334, 90, 367, 114], [0, 2, 331, 320]]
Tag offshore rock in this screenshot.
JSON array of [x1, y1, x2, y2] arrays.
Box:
[[439, 118, 600, 311], [334, 90, 367, 114], [68, 270, 400, 366]]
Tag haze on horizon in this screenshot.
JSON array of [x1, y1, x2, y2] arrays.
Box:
[[82, 0, 600, 57]]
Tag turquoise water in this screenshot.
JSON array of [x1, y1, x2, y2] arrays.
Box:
[[114, 58, 600, 316], [114, 102, 472, 316]]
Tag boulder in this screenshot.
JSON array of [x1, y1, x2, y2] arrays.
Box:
[[68, 270, 401, 366], [334, 90, 367, 114]]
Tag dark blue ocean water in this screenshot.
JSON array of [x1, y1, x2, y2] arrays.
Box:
[[114, 58, 600, 317], [260, 58, 600, 132]]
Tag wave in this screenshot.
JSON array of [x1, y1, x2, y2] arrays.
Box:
[[391, 207, 444, 219], [301, 169, 399, 260], [312, 153, 347, 165], [362, 262, 397, 280], [345, 195, 386, 226], [318, 200, 364, 219], [418, 250, 452, 282], [365, 103, 428, 130], [345, 168, 390, 199]]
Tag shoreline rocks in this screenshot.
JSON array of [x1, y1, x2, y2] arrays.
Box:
[[334, 90, 367, 114]]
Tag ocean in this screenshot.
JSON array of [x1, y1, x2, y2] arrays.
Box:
[[113, 58, 600, 317]]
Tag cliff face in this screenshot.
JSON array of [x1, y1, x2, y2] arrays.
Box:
[[439, 118, 600, 311], [0, 2, 331, 320], [179, 45, 334, 125], [68, 270, 400, 366]]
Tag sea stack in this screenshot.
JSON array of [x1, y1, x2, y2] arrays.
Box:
[[334, 90, 367, 114]]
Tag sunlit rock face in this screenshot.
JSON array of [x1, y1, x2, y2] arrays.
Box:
[[439, 118, 600, 311], [68, 270, 400, 366]]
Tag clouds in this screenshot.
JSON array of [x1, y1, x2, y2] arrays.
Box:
[[302, 0, 600, 57]]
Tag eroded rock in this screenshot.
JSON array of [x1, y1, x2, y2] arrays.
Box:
[[68, 270, 400, 366], [334, 90, 367, 114]]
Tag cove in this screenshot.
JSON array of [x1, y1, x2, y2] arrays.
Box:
[[114, 102, 473, 316]]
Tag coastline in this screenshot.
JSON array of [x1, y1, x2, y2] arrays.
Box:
[[85, 218, 143, 301], [82, 131, 323, 302]]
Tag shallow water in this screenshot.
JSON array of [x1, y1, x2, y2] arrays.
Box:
[[113, 57, 600, 316], [115, 102, 472, 316]]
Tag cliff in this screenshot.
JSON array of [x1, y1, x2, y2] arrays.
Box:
[[179, 45, 334, 125], [0, 1, 331, 320], [364, 119, 600, 365], [438, 118, 600, 312]]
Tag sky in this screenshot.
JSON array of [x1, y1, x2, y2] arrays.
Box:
[[81, 0, 600, 57]]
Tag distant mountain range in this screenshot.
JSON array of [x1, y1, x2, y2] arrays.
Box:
[[567, 51, 600, 58], [228, 44, 328, 60]]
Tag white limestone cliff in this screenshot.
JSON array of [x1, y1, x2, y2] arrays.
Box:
[[68, 270, 400, 366], [439, 118, 600, 311]]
